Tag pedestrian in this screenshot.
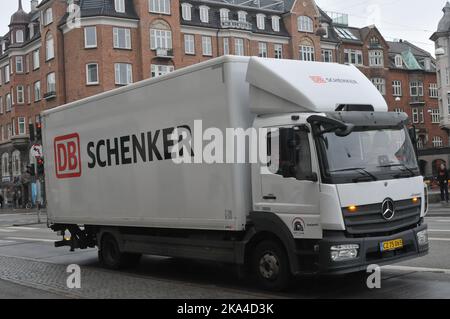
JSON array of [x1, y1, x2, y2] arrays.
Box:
[[0, 194, 3, 209], [438, 163, 449, 203]]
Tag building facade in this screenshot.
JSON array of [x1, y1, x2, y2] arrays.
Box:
[[0, 0, 446, 206]]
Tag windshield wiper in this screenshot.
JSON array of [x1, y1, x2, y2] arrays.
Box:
[[377, 164, 417, 177], [329, 167, 378, 181]]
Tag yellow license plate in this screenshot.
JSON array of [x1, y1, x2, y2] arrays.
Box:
[[380, 239, 403, 252]]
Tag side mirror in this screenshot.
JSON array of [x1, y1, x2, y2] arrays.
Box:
[[335, 124, 355, 137], [408, 127, 417, 144], [305, 172, 319, 182]]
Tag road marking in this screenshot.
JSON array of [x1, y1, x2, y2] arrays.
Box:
[[383, 265, 450, 274], [429, 237, 450, 241], [0, 240, 15, 244], [0, 228, 16, 233], [6, 237, 55, 243], [428, 229, 450, 232], [8, 226, 39, 231]]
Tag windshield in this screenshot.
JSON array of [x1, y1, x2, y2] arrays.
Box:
[[317, 126, 419, 184]]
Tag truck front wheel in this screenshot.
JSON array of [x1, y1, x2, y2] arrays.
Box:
[[98, 233, 141, 270], [250, 240, 291, 291]]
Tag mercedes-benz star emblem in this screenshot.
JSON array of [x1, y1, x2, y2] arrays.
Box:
[[381, 198, 395, 221]]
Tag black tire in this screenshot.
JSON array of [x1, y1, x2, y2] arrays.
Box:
[[98, 233, 142, 270], [250, 240, 291, 291]]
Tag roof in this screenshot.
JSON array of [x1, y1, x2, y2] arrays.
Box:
[[10, 0, 30, 26], [387, 40, 435, 72]]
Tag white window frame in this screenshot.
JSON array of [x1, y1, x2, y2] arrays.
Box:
[[34, 81, 41, 102], [220, 8, 229, 22], [430, 109, 440, 124], [369, 50, 384, 67], [271, 16, 280, 32], [149, 0, 171, 14], [113, 28, 132, 49], [86, 63, 99, 85], [46, 33, 54, 61], [223, 38, 229, 55], [410, 81, 424, 97], [18, 118, 26, 136], [114, 63, 133, 85], [258, 42, 267, 58], [16, 86, 24, 104], [234, 38, 244, 56], [181, 3, 192, 21], [15, 56, 23, 73], [115, 0, 125, 13], [199, 6, 209, 23], [84, 26, 97, 48], [0, 96, 3, 114], [238, 11, 247, 22], [433, 136, 443, 148], [47, 72, 56, 93], [4, 65, 10, 83], [256, 14, 266, 30], [32, 50, 40, 70], [16, 30, 24, 43], [371, 78, 386, 95], [184, 34, 195, 55], [321, 49, 333, 62], [151, 64, 174, 78], [299, 45, 315, 61], [43, 8, 53, 26], [274, 44, 282, 59], [298, 16, 313, 33], [150, 29, 172, 50], [395, 55, 403, 68], [430, 83, 438, 98], [5, 93, 11, 112], [392, 80, 402, 96], [202, 36, 212, 56], [344, 49, 363, 66]]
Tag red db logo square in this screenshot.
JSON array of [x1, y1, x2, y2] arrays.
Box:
[[54, 133, 82, 179]]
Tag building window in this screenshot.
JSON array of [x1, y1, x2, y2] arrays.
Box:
[[16, 30, 24, 43], [27, 85, 31, 104], [433, 136, 443, 148], [181, 3, 192, 21], [46, 33, 54, 61], [412, 108, 424, 124], [17, 86, 24, 104], [274, 44, 283, 59], [258, 42, 267, 58], [184, 34, 195, 55], [0, 97, 2, 114], [114, 63, 133, 85], [223, 38, 229, 55], [202, 36, 212, 56], [18, 118, 26, 136], [238, 11, 247, 22], [115, 0, 125, 13], [12, 150, 21, 176], [430, 109, 440, 124], [149, 0, 170, 14], [220, 8, 230, 22], [113, 28, 131, 49], [199, 6, 209, 23], [34, 81, 41, 101], [32, 50, 40, 70], [371, 78, 386, 95], [256, 14, 266, 30], [2, 153, 9, 176], [271, 16, 280, 32], [395, 55, 403, 68], [393, 108, 404, 113], [235, 38, 244, 56], [15, 57, 23, 73], [369, 50, 384, 67], [151, 64, 174, 78], [392, 80, 402, 96], [84, 26, 97, 48], [4, 65, 10, 83], [321, 49, 333, 62], [47, 73, 56, 93], [150, 29, 172, 50], [430, 83, 438, 98], [299, 45, 315, 61], [344, 49, 363, 65], [410, 81, 424, 97], [86, 63, 99, 85], [5, 93, 11, 112], [43, 8, 53, 26], [298, 16, 313, 33]]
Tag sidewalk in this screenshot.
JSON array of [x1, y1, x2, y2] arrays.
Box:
[[0, 208, 47, 215]]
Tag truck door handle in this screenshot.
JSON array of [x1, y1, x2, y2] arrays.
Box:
[[263, 195, 277, 200]]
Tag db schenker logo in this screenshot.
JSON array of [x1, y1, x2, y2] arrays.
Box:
[[54, 133, 82, 179]]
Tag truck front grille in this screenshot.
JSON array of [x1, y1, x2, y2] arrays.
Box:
[[342, 199, 421, 237]]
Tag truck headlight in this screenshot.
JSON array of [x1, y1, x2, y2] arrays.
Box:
[[330, 244, 359, 262], [417, 229, 428, 246]]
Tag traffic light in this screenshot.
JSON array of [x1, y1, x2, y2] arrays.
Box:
[[36, 123, 42, 141], [37, 157, 45, 176], [26, 164, 35, 176], [29, 124, 35, 142]]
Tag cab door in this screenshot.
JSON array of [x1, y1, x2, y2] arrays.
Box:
[[256, 125, 322, 239]]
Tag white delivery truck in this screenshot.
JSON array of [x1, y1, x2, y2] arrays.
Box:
[[42, 56, 428, 290]]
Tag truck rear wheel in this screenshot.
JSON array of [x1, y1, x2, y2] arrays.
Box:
[[250, 240, 291, 291], [98, 234, 141, 270]]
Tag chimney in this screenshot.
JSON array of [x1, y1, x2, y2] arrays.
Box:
[[31, 0, 38, 12]]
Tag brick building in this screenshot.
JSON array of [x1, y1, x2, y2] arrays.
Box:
[[0, 0, 445, 206]]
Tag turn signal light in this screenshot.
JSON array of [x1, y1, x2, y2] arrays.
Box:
[[348, 205, 358, 213], [412, 197, 419, 203]]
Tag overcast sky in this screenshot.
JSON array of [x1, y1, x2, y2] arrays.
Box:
[[0, 0, 447, 55]]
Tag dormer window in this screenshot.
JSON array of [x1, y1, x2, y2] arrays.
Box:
[[298, 16, 313, 33], [370, 37, 380, 46], [43, 8, 53, 26], [238, 11, 247, 22], [220, 8, 229, 22], [16, 30, 24, 43], [114, 0, 125, 13], [256, 14, 265, 30], [181, 3, 192, 21], [271, 16, 280, 32], [395, 55, 403, 68], [29, 24, 34, 38], [199, 6, 209, 23]]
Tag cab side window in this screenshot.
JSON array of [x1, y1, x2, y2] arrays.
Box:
[[267, 127, 312, 180]]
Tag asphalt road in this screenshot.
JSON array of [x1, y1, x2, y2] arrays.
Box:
[[0, 209, 449, 299]]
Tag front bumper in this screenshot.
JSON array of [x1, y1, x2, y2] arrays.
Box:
[[318, 223, 428, 274]]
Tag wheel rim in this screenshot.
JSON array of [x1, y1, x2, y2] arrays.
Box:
[[104, 238, 119, 264], [258, 251, 280, 280]]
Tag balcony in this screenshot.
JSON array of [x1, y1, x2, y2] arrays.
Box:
[[410, 96, 425, 105], [221, 20, 252, 31], [154, 48, 174, 58], [44, 91, 56, 100]]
